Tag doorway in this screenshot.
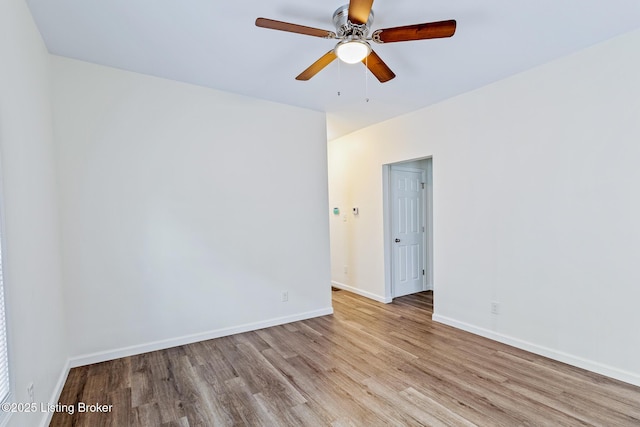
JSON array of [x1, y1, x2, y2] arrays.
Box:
[[383, 158, 433, 300]]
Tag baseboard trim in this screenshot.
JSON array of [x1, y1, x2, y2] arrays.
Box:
[[433, 314, 640, 388], [69, 307, 333, 368], [39, 359, 71, 427], [332, 281, 392, 304]]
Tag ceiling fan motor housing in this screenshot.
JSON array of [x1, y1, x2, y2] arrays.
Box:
[[333, 4, 374, 39]]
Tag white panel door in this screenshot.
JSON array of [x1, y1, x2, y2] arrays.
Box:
[[391, 167, 424, 297]]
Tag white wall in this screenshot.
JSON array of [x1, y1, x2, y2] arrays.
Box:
[[51, 57, 332, 362], [328, 29, 640, 386], [0, 0, 69, 426]]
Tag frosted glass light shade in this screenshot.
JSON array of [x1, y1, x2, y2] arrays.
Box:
[[335, 40, 371, 64]]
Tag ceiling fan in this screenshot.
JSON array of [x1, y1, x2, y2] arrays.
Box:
[[255, 0, 456, 83]]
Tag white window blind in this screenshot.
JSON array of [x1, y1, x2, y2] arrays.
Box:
[[0, 229, 9, 404]]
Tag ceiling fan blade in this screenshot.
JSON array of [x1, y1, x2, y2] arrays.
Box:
[[296, 51, 338, 81], [255, 18, 336, 39], [372, 20, 456, 43], [362, 50, 395, 83], [348, 0, 374, 25]]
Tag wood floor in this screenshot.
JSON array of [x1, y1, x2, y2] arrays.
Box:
[[51, 290, 640, 426]]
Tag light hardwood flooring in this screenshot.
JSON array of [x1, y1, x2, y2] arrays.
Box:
[[50, 290, 640, 426]]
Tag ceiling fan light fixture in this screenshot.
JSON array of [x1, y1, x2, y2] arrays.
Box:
[[335, 40, 371, 64]]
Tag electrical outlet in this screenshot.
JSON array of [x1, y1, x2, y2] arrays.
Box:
[[281, 291, 288, 302], [27, 382, 34, 403], [491, 301, 500, 315], [344, 265, 348, 274]]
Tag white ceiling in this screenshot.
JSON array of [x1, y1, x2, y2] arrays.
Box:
[[27, 0, 640, 140]]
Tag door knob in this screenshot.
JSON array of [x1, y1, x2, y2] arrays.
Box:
[[395, 238, 401, 243]]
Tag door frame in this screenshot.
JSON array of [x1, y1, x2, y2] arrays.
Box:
[[383, 158, 433, 301]]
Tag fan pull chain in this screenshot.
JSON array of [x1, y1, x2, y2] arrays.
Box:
[[365, 55, 370, 103], [337, 59, 342, 97]]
